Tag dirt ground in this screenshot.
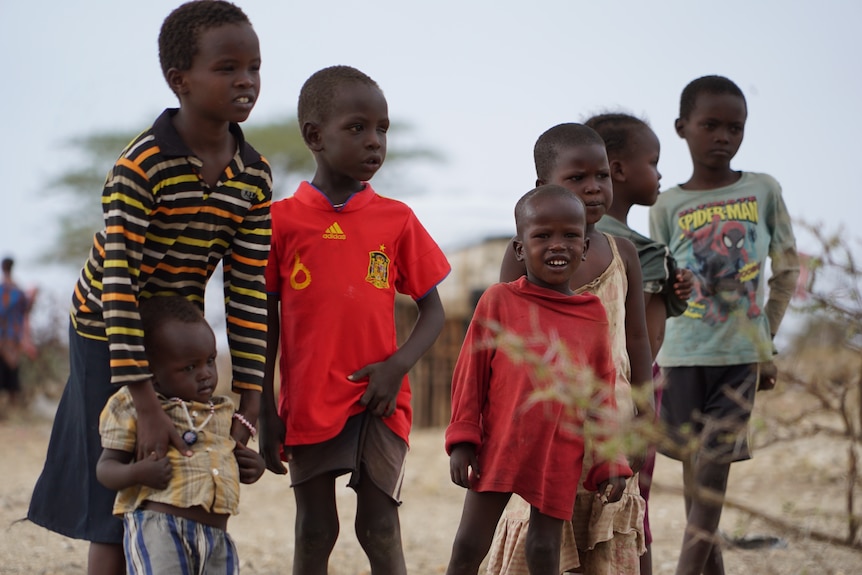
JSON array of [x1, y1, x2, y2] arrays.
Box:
[[1, 389, 860, 575]]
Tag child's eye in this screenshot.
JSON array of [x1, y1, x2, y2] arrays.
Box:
[[348, 125, 364, 134]]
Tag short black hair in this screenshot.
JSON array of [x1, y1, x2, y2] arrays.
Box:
[[584, 113, 649, 160], [297, 65, 380, 126], [158, 0, 250, 81], [533, 123, 605, 181], [139, 296, 206, 351], [679, 75, 746, 120], [514, 184, 583, 237], [1, 257, 12, 274]]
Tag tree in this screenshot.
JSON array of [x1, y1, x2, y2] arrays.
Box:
[[45, 117, 441, 266]]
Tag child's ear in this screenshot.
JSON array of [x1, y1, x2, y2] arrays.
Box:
[[513, 239, 525, 262], [582, 236, 591, 261], [535, 178, 545, 187], [674, 117, 686, 138], [301, 122, 323, 151], [166, 68, 188, 96], [610, 159, 626, 183]]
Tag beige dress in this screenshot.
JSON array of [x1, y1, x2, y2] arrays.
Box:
[[486, 234, 646, 575]]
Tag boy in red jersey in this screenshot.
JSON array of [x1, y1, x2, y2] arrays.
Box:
[[260, 65, 450, 575], [28, 3, 270, 573]]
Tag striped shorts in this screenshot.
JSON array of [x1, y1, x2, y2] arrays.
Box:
[[123, 509, 239, 574]]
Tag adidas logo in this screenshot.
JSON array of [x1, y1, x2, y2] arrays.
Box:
[[322, 222, 346, 240]]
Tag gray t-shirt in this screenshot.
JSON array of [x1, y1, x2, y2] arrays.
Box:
[[648, 172, 799, 366]]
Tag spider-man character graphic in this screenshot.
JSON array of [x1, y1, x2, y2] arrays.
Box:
[[683, 213, 760, 324]]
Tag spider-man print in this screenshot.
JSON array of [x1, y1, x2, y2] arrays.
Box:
[[683, 213, 761, 324]]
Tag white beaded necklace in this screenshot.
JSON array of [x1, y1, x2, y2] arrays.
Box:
[[171, 397, 215, 446]]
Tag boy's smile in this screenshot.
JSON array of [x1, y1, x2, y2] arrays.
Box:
[[541, 143, 612, 226], [514, 192, 588, 295]]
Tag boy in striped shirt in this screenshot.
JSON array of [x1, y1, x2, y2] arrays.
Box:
[[28, 2, 271, 573]]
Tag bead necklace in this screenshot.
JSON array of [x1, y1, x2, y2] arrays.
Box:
[[171, 397, 215, 446]]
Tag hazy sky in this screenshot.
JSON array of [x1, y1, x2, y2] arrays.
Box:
[[2, 0, 860, 307]]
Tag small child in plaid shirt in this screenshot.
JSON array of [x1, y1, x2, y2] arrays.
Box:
[[96, 296, 264, 574]]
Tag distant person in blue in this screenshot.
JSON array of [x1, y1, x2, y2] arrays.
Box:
[[0, 256, 36, 411]]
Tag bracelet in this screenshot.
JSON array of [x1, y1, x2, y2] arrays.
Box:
[[232, 412, 257, 438]]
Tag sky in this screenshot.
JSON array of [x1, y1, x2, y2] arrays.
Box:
[[2, 0, 860, 325]]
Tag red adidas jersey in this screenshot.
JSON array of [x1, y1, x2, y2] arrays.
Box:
[[266, 182, 451, 445]]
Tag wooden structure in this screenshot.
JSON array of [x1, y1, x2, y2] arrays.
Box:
[[398, 236, 512, 428]]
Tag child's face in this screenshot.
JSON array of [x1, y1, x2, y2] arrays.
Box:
[[149, 320, 218, 403], [171, 22, 261, 124], [676, 92, 747, 171], [618, 126, 662, 206], [540, 143, 612, 226], [514, 194, 588, 294], [315, 82, 389, 183]]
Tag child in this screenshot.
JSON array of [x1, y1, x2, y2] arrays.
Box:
[[259, 65, 450, 575], [587, 112, 694, 575], [648, 75, 799, 575], [96, 296, 265, 574], [489, 123, 654, 575], [27, 2, 271, 573], [0, 256, 37, 411], [445, 185, 631, 575]]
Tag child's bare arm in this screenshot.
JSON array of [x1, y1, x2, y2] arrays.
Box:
[[96, 448, 172, 491], [259, 294, 288, 474], [354, 288, 445, 417], [618, 239, 654, 404]]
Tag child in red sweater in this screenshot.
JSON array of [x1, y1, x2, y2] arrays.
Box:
[[445, 185, 632, 575]]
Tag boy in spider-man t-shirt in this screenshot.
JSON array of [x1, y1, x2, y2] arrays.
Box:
[[259, 65, 450, 575]]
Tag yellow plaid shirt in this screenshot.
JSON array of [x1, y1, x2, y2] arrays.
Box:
[[99, 387, 240, 516]]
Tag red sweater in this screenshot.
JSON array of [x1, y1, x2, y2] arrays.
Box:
[[446, 278, 631, 520]]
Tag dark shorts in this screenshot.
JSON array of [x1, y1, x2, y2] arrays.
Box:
[[27, 323, 124, 544], [659, 364, 757, 464], [288, 412, 408, 504]]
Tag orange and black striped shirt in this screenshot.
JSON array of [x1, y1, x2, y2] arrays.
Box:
[[71, 109, 272, 392]]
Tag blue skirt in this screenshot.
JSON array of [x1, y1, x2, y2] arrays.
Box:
[[27, 322, 124, 544]]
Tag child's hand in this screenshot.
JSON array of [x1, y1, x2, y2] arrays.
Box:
[[134, 451, 173, 490], [674, 268, 694, 301], [351, 359, 407, 418], [449, 443, 479, 489], [134, 385, 192, 459], [758, 360, 778, 391], [597, 477, 627, 505], [258, 407, 288, 475], [234, 441, 266, 484]]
